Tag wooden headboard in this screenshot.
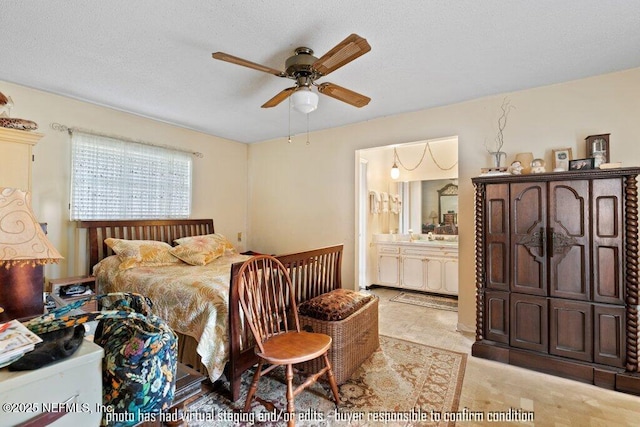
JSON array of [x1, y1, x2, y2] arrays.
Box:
[[77, 219, 214, 270]]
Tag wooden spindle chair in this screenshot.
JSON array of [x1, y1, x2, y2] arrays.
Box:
[[237, 255, 340, 426]]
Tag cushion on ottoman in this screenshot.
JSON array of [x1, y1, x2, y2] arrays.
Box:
[[298, 288, 374, 321], [298, 294, 379, 384]]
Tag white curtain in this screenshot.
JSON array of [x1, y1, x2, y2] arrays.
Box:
[[70, 131, 192, 220]]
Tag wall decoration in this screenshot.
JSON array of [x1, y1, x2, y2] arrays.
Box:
[[585, 134, 609, 168], [484, 97, 515, 168], [552, 148, 573, 171], [0, 90, 38, 130], [569, 158, 595, 170]]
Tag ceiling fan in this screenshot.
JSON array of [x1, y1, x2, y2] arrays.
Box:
[[212, 34, 371, 113]]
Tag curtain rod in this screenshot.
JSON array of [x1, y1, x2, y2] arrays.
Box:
[[49, 122, 203, 158]]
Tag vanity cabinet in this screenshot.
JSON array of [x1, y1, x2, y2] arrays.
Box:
[[375, 241, 458, 295], [377, 245, 400, 287], [472, 168, 640, 394]]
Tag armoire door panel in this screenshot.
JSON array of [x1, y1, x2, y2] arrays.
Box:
[[552, 245, 588, 300], [594, 304, 626, 368], [549, 182, 587, 236], [596, 246, 621, 301], [485, 290, 509, 343], [511, 183, 547, 295], [514, 245, 545, 295], [488, 242, 508, 290], [486, 184, 510, 291], [511, 183, 545, 236], [510, 293, 548, 353], [592, 179, 624, 304], [550, 299, 592, 362], [548, 180, 590, 300], [595, 195, 618, 237]]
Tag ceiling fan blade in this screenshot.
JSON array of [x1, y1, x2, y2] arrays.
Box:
[[212, 52, 285, 77], [261, 87, 296, 108], [317, 82, 370, 108], [313, 34, 371, 76]]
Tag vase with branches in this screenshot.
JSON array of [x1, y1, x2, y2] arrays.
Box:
[[485, 97, 515, 168]]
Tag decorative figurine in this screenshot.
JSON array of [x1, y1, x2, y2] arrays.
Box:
[[531, 158, 546, 173], [508, 160, 524, 175]]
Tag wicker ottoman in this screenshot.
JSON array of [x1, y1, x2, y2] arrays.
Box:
[[298, 294, 379, 384]]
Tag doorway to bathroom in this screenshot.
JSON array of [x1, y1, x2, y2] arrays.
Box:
[[355, 136, 458, 290]]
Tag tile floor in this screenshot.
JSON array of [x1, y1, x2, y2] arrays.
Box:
[[370, 287, 640, 426]]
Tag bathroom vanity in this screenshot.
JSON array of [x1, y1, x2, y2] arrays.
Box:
[[374, 236, 458, 295]]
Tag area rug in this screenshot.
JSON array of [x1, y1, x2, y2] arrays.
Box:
[[184, 335, 466, 426], [390, 292, 458, 312]]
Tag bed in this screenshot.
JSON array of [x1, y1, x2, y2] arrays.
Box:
[[77, 219, 343, 401]]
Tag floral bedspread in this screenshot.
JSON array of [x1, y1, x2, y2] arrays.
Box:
[[93, 253, 251, 382]]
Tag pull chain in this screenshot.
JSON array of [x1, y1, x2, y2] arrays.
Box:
[[306, 113, 310, 145], [287, 97, 292, 143]]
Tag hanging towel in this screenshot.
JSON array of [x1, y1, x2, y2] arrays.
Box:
[[381, 192, 390, 213], [369, 190, 381, 214], [390, 194, 401, 214]]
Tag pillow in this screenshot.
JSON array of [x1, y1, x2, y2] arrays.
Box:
[[169, 233, 237, 266], [298, 289, 374, 321], [105, 238, 181, 271]]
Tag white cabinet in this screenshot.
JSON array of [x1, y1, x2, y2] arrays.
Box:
[[376, 242, 458, 295], [443, 259, 459, 294], [0, 339, 103, 426], [400, 253, 427, 290], [0, 127, 43, 191], [424, 258, 444, 293], [377, 245, 400, 287]]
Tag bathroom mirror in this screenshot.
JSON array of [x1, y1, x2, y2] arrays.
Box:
[[401, 179, 458, 234], [438, 183, 458, 225]]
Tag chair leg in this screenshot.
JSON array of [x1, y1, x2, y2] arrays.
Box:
[[244, 359, 264, 412], [286, 364, 295, 427], [323, 353, 340, 405]]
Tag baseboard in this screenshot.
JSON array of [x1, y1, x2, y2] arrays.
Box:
[[456, 321, 475, 334]]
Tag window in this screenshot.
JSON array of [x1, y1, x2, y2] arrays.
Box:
[[70, 131, 192, 220]]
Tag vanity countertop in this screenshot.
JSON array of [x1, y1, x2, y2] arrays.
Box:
[[372, 234, 458, 248]]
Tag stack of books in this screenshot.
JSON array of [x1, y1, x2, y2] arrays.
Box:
[[0, 320, 43, 368]]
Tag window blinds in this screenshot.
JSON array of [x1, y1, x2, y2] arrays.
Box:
[[70, 131, 192, 220]]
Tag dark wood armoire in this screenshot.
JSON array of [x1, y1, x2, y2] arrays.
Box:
[[472, 167, 640, 394]]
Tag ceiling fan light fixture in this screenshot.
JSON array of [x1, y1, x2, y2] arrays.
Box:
[[290, 87, 318, 114]]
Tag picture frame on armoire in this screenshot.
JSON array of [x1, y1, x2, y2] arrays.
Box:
[[569, 158, 595, 171], [585, 134, 610, 168]]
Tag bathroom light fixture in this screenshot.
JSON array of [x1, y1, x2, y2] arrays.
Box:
[[390, 148, 400, 179], [290, 86, 318, 114]]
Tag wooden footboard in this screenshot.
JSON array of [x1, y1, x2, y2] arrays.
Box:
[[227, 244, 343, 401]]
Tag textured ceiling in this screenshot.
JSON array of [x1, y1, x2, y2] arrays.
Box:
[[1, 1, 639, 143]]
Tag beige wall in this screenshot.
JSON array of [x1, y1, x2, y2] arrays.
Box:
[[3, 67, 639, 332], [248, 67, 640, 332], [0, 80, 248, 279]]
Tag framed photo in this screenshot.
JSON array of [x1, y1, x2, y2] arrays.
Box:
[[569, 158, 595, 171], [552, 148, 573, 170], [585, 134, 610, 168]]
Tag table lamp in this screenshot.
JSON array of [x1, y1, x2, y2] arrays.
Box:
[[430, 210, 438, 224], [0, 187, 63, 321]]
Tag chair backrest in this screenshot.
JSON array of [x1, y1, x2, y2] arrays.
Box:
[[237, 255, 300, 354]]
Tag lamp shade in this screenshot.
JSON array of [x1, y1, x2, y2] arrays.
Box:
[[290, 87, 319, 114], [0, 187, 63, 267]]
